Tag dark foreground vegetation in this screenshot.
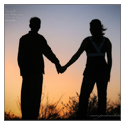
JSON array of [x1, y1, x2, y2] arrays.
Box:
[[5, 93, 120, 120]]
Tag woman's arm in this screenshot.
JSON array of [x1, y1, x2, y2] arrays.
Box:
[[59, 38, 88, 73], [106, 38, 112, 80]]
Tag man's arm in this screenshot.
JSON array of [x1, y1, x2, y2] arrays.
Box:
[[17, 37, 23, 68], [42, 39, 61, 73], [43, 43, 60, 64]]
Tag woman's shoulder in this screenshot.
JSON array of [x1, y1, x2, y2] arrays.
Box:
[[81, 37, 91, 49], [103, 36, 110, 42], [103, 36, 112, 50], [103, 36, 112, 45], [83, 36, 91, 42]]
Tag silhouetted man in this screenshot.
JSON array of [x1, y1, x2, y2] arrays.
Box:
[[17, 17, 61, 120]]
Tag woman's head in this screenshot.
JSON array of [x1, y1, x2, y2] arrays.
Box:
[[90, 19, 107, 36]]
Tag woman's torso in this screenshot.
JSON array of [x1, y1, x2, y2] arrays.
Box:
[[83, 36, 108, 76]]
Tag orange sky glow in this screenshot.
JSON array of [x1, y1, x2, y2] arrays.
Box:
[[4, 4, 121, 117]]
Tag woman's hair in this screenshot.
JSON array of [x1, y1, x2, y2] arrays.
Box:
[[90, 19, 107, 36]]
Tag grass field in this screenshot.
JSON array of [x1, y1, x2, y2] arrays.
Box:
[[5, 93, 120, 120]]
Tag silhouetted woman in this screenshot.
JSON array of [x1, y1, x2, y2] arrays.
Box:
[[60, 19, 112, 119]]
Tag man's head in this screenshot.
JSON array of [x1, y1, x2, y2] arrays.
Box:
[[29, 17, 41, 32]]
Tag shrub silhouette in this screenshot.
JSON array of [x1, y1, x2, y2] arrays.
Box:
[[5, 111, 21, 120], [5, 92, 120, 120], [106, 94, 120, 116], [61, 92, 79, 119], [61, 92, 120, 120], [38, 97, 63, 120]]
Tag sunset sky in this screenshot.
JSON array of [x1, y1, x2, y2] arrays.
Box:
[[4, 4, 121, 117]]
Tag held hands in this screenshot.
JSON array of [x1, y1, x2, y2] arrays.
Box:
[[59, 65, 67, 74], [55, 63, 67, 74]]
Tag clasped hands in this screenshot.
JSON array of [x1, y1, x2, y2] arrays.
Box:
[[56, 63, 67, 74]]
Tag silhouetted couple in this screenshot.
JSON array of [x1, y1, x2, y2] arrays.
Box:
[[18, 17, 112, 120]]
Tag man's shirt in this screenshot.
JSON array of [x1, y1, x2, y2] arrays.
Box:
[[18, 31, 59, 76]]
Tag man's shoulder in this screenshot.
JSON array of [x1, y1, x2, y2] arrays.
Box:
[[20, 32, 47, 45], [20, 32, 45, 39], [20, 33, 29, 40], [37, 33, 46, 39]]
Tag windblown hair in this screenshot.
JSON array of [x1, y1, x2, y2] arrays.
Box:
[[90, 19, 107, 36]]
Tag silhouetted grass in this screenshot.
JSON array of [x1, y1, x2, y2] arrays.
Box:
[[5, 95, 63, 120], [106, 94, 120, 116], [5, 92, 120, 120], [38, 95, 63, 120], [61, 92, 120, 120], [5, 111, 21, 120]]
